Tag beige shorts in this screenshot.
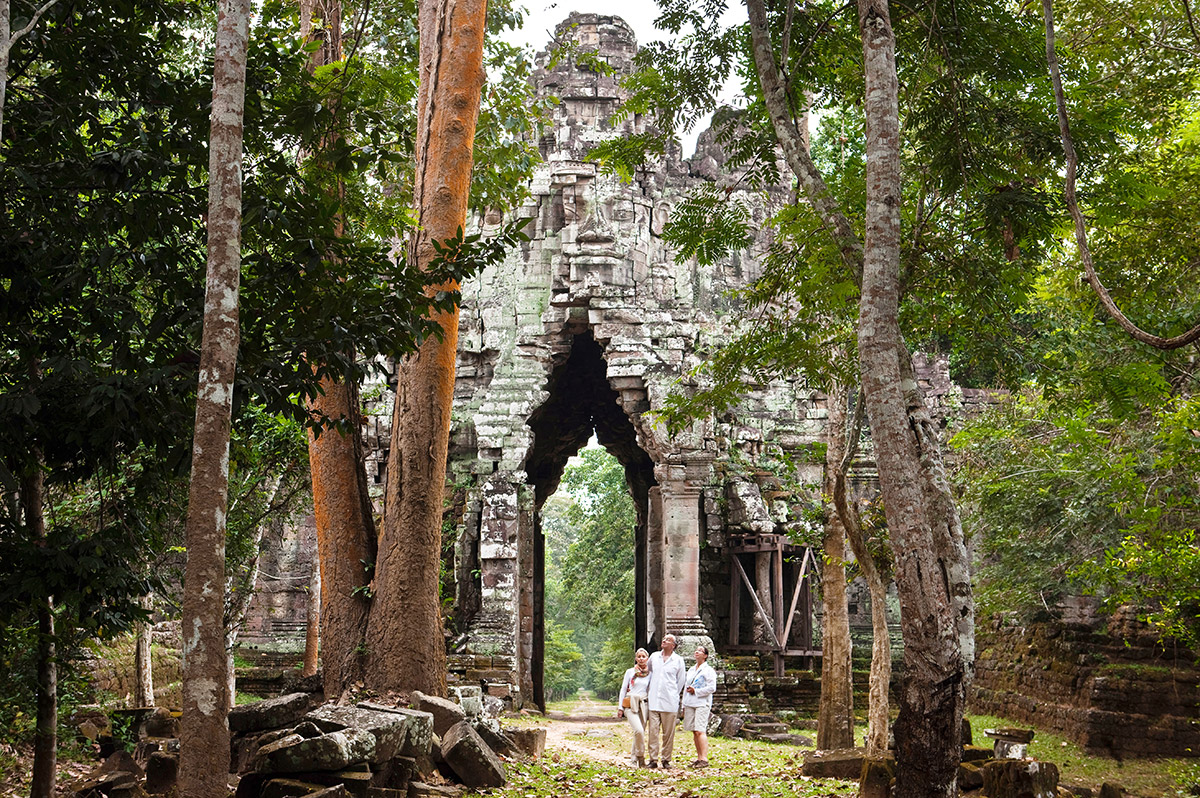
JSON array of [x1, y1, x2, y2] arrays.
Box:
[[682, 704, 711, 732]]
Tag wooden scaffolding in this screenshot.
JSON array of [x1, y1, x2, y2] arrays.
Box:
[[725, 532, 820, 676]]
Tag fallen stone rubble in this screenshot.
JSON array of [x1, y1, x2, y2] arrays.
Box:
[[69, 686, 547, 798]]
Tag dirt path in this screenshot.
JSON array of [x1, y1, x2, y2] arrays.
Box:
[[538, 696, 704, 797]]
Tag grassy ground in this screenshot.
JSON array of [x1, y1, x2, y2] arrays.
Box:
[[500, 697, 1187, 798], [487, 733, 857, 798]]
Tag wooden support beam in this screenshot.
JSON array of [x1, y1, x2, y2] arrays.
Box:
[[729, 556, 740, 648], [732, 555, 781, 650], [779, 547, 812, 651]]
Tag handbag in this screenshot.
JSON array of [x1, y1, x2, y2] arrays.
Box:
[[621, 695, 631, 709]]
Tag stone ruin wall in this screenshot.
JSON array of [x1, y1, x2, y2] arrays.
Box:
[[970, 604, 1200, 758]]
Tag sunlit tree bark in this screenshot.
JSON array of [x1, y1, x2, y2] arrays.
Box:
[[364, 0, 488, 695], [179, 0, 249, 792]]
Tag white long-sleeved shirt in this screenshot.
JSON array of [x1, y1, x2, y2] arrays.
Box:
[[681, 661, 717, 708], [617, 666, 651, 707], [646, 650, 686, 713]]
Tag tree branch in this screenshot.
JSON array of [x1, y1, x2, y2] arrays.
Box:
[[1043, 0, 1200, 350], [746, 0, 864, 284]]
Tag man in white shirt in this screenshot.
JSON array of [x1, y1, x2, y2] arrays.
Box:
[[645, 633, 686, 769], [681, 644, 717, 768]]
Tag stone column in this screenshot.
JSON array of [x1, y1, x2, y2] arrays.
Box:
[[645, 486, 664, 647], [468, 473, 524, 706], [659, 478, 712, 653]]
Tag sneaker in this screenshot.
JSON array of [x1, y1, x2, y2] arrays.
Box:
[[690, 760, 709, 769], [648, 760, 658, 769]]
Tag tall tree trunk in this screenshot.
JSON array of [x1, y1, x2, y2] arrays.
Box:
[[135, 593, 155, 707], [308, 379, 375, 697], [297, 0, 379, 699], [363, 0, 488, 696], [747, 0, 972, 779], [856, 2, 971, 796], [23, 448, 56, 798], [833, 395, 891, 754], [817, 382, 855, 750], [179, 0, 249, 793], [302, 547, 321, 677]]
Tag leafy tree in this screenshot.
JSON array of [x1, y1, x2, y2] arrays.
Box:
[[0, 0, 506, 769], [542, 619, 584, 701]]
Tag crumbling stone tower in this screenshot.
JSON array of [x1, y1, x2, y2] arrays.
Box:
[[444, 14, 833, 708]]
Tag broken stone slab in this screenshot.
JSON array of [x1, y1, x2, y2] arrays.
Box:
[[143, 707, 179, 738], [801, 748, 867, 780], [410, 692, 466, 738], [253, 728, 377, 774], [449, 687, 483, 719], [440, 721, 506, 789], [71, 769, 145, 798], [370, 755, 417, 789], [958, 760, 985, 791], [144, 751, 179, 794], [982, 759, 1060, 798], [716, 714, 745, 737], [962, 744, 993, 762], [985, 727, 1036, 759], [261, 778, 330, 798], [230, 693, 316, 734], [504, 727, 546, 759], [307, 786, 351, 798], [306, 703, 433, 762], [472, 720, 517, 757]]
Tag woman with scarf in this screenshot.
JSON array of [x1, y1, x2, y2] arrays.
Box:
[[616, 647, 652, 767]]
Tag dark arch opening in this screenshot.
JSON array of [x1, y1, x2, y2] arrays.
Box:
[[524, 331, 656, 709]]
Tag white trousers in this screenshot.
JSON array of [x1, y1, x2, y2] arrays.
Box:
[[625, 695, 648, 758]]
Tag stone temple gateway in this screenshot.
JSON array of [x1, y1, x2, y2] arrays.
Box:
[[439, 14, 840, 708]]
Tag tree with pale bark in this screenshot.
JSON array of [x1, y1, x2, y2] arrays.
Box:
[[178, 0, 251, 792]]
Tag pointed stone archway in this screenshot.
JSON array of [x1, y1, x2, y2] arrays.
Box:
[[524, 331, 655, 708]]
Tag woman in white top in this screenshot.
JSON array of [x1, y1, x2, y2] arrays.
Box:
[[681, 645, 717, 769], [616, 647, 652, 767]]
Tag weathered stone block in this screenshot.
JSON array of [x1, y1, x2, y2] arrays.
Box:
[[144, 751, 178, 794], [859, 754, 895, 798], [982, 759, 1060, 798], [409, 693, 465, 739], [230, 693, 315, 734], [505, 727, 546, 759], [305, 704, 433, 762], [406, 782, 466, 798], [440, 721, 506, 788], [801, 748, 866, 780], [261, 778, 328, 798], [958, 761, 985, 791], [253, 729, 376, 773]]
